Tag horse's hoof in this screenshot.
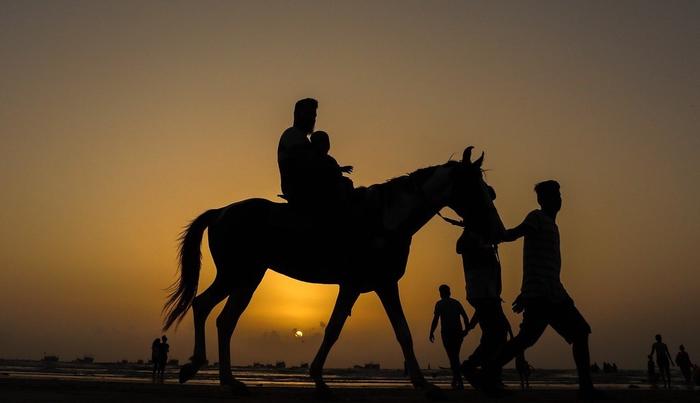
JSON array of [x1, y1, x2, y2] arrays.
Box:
[[229, 379, 251, 396], [314, 384, 335, 400], [423, 383, 447, 401], [178, 363, 198, 384]]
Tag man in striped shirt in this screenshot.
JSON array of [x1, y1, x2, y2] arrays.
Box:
[[478, 180, 601, 398]]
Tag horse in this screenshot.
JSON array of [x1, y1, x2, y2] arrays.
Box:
[[162, 146, 503, 398]]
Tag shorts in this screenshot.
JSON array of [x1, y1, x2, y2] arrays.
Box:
[[521, 298, 591, 344]]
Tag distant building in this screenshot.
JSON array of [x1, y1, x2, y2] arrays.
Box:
[[275, 361, 286, 369], [75, 356, 94, 364]]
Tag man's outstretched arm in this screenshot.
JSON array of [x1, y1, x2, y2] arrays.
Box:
[[501, 223, 533, 242]]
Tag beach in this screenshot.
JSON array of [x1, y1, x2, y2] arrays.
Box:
[[2, 360, 698, 402], [2, 376, 700, 402]]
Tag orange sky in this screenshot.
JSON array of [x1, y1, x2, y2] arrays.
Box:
[[1, 1, 698, 369]]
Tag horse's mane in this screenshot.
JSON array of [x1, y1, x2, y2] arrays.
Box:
[[369, 160, 459, 194]]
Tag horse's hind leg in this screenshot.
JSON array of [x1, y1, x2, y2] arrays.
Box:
[[179, 277, 228, 384], [216, 269, 265, 394]]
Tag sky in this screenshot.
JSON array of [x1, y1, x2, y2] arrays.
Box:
[[1, 1, 698, 369]]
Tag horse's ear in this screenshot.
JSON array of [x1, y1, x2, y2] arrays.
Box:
[[473, 152, 484, 168], [462, 146, 474, 164]]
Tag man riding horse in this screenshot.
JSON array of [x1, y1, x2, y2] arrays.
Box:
[[278, 98, 349, 211], [164, 98, 504, 400]]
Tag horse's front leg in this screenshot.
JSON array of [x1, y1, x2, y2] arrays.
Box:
[[376, 282, 446, 400], [310, 286, 359, 397]]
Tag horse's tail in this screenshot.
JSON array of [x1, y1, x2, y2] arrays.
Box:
[[162, 209, 219, 330]]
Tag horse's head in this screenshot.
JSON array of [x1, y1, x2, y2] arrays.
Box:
[[447, 146, 505, 242]]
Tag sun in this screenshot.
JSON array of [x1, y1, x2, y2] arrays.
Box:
[[294, 330, 303, 338]]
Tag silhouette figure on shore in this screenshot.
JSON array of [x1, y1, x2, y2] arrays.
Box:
[[676, 345, 693, 384], [440, 185, 510, 386], [650, 334, 674, 388], [162, 114, 503, 401], [151, 338, 161, 382], [429, 284, 469, 390], [471, 180, 602, 399], [158, 335, 170, 382], [515, 352, 531, 391], [647, 354, 658, 387]]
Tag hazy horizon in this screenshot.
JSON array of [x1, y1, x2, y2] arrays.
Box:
[[1, 1, 698, 371]]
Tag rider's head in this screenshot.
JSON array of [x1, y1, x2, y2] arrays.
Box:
[[438, 284, 450, 298], [534, 180, 561, 213], [294, 98, 318, 134], [310, 131, 330, 155], [161, 335, 168, 343], [655, 334, 662, 342], [680, 344, 686, 351]]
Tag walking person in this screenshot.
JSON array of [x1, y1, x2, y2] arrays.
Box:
[[440, 185, 511, 387], [676, 345, 693, 385], [650, 334, 674, 389], [474, 180, 603, 399], [151, 338, 161, 382], [158, 335, 170, 382], [515, 352, 531, 391], [429, 285, 470, 389]]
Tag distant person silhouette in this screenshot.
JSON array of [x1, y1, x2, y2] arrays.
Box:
[[441, 186, 511, 386], [478, 180, 602, 399], [650, 334, 674, 389], [676, 345, 693, 384], [429, 284, 469, 390], [515, 352, 531, 391], [151, 338, 161, 382], [647, 354, 658, 387], [158, 335, 170, 382]]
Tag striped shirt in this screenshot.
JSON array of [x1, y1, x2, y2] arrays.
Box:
[[521, 209, 571, 301]]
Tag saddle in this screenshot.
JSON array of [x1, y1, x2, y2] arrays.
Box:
[[272, 186, 389, 248]]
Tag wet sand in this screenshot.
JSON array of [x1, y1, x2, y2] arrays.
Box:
[[2, 377, 698, 402]]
